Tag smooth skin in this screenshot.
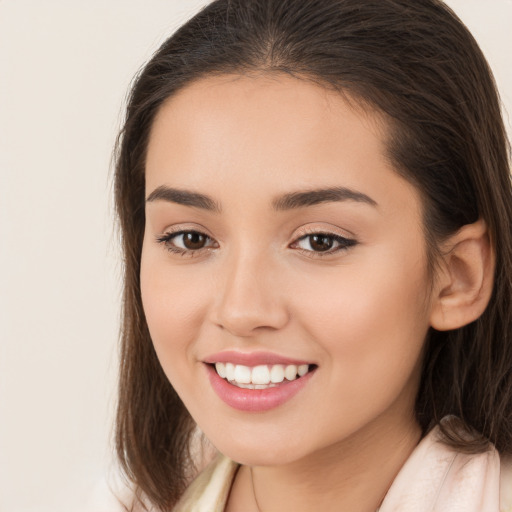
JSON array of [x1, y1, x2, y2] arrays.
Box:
[[140, 74, 494, 512]]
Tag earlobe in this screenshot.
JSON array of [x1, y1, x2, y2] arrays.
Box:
[[429, 219, 495, 331]]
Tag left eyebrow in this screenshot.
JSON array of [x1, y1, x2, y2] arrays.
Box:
[[272, 187, 378, 210]]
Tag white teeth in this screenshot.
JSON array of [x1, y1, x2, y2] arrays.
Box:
[[251, 365, 271, 385], [233, 382, 277, 389], [234, 364, 252, 384], [270, 364, 285, 383], [225, 362, 235, 381], [298, 364, 309, 377], [285, 365, 298, 381], [214, 362, 311, 386], [215, 362, 226, 379]]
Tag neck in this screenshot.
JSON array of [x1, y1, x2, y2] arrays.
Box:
[[227, 411, 421, 512]]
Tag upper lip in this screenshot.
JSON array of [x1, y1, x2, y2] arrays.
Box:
[[203, 350, 313, 367]]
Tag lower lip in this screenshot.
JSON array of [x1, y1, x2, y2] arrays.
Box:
[[205, 364, 315, 412]]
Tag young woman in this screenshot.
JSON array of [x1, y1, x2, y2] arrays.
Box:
[[113, 0, 512, 510]]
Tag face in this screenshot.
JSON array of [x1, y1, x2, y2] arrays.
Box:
[[141, 74, 434, 466]]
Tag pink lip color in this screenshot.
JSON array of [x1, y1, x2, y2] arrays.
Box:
[[204, 350, 311, 367], [205, 363, 315, 412]]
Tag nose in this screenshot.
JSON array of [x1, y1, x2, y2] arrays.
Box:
[[211, 251, 290, 337]]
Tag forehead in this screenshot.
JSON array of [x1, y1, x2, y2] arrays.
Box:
[[145, 73, 420, 217], [148, 73, 385, 160]]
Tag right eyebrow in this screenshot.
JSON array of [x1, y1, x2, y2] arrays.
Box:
[[145, 186, 221, 213]]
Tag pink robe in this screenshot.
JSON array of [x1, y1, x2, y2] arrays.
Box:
[[173, 425, 512, 512]]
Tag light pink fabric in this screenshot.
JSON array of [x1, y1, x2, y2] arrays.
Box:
[[97, 423, 512, 511], [379, 427, 502, 512]]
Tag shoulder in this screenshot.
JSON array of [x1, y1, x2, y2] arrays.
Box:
[[501, 454, 512, 512], [380, 422, 508, 512], [79, 454, 238, 512], [173, 453, 239, 512]]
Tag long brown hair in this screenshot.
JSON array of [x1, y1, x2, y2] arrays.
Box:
[[114, 0, 512, 509]]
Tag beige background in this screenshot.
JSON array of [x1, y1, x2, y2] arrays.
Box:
[[0, 1, 510, 511]]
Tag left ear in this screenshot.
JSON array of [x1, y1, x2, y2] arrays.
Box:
[[429, 219, 495, 331]]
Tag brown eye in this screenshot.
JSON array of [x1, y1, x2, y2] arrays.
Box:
[[293, 233, 357, 254], [157, 230, 216, 254], [308, 235, 334, 252], [182, 232, 207, 250]]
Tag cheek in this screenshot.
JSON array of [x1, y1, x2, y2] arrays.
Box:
[[291, 248, 430, 398], [140, 252, 212, 380]]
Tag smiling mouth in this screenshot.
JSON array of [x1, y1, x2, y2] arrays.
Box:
[[212, 362, 316, 389]]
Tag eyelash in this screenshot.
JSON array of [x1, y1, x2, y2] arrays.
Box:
[[155, 230, 357, 258]]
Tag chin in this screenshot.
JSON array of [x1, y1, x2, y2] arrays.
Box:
[[204, 428, 312, 467]]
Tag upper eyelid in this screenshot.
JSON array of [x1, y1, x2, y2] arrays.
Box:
[[294, 232, 352, 242], [159, 223, 215, 238], [292, 225, 355, 241]]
